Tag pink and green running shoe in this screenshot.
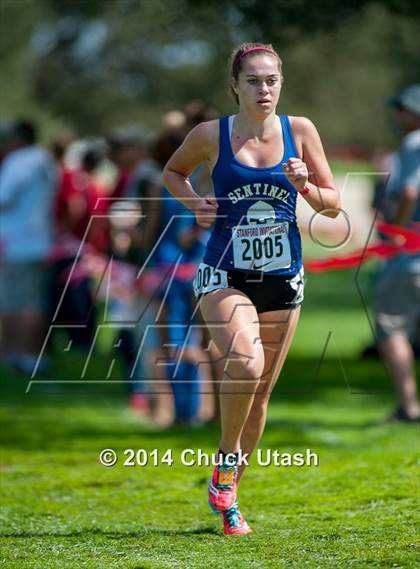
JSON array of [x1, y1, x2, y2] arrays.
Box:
[[217, 499, 252, 536], [208, 462, 238, 512]]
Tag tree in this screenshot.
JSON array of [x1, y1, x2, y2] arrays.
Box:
[[1, 0, 419, 147]]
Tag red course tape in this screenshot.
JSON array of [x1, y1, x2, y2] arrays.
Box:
[[305, 222, 420, 272]]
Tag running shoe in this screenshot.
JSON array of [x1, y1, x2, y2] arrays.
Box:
[[388, 406, 420, 423], [208, 461, 238, 512], [221, 499, 252, 536], [129, 393, 150, 415]]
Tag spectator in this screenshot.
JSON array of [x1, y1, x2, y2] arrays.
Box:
[[150, 122, 215, 426], [0, 119, 57, 373], [374, 84, 420, 422], [0, 121, 14, 165], [51, 140, 108, 351], [362, 149, 420, 360], [109, 126, 162, 258], [55, 139, 108, 248], [107, 126, 163, 416], [50, 130, 76, 165]]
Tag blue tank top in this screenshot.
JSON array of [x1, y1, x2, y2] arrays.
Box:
[[203, 115, 302, 276]]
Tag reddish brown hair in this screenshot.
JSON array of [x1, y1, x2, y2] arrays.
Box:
[[229, 42, 283, 104]]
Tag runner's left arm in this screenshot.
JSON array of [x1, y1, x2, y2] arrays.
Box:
[[285, 117, 340, 218]]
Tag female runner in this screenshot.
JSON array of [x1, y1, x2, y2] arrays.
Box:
[[163, 42, 340, 535]]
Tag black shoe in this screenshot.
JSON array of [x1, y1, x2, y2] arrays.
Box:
[[361, 344, 380, 360], [388, 406, 420, 423]]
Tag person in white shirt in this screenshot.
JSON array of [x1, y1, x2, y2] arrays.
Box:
[[374, 85, 420, 422], [0, 120, 57, 373]]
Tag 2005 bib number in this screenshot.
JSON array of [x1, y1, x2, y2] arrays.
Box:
[[232, 222, 291, 271], [241, 235, 283, 262], [193, 263, 229, 297]]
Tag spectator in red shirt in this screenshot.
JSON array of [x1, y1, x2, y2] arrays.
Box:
[[50, 141, 108, 350]]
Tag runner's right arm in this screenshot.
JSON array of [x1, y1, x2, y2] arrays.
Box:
[[163, 121, 219, 228]]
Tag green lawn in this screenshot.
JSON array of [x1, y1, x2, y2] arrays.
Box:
[[1, 265, 419, 568]]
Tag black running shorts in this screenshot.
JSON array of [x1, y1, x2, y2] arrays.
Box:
[[193, 262, 304, 313]]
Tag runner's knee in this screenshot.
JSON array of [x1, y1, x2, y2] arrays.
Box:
[[224, 351, 264, 381]]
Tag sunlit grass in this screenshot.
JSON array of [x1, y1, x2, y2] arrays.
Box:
[[0, 267, 418, 568]]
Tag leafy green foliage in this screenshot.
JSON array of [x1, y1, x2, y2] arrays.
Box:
[[1, 1, 419, 146]]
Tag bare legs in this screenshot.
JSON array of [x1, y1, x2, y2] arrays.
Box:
[[199, 289, 300, 476], [237, 306, 301, 483], [378, 334, 420, 419], [200, 288, 264, 454], [0, 310, 47, 362]]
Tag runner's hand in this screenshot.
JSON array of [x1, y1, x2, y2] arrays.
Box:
[[193, 194, 218, 228], [282, 158, 308, 193]]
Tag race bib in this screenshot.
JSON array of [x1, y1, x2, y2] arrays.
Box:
[[193, 262, 229, 297], [232, 221, 291, 271]]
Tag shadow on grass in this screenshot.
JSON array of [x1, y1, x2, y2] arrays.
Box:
[[0, 353, 401, 452], [0, 353, 392, 402], [0, 526, 221, 539], [266, 416, 387, 430]]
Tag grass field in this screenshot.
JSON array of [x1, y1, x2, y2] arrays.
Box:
[[1, 264, 419, 568]]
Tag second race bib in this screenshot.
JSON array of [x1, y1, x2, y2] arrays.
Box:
[[193, 262, 229, 297]]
